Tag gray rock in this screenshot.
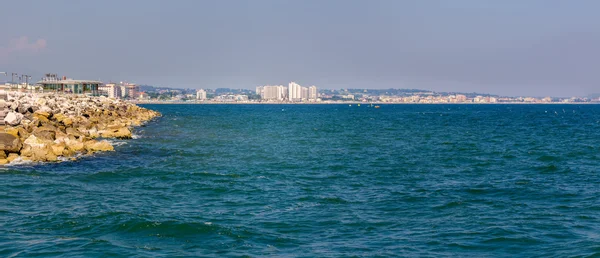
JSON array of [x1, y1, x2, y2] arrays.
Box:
[[4, 112, 23, 126], [17, 105, 29, 114]]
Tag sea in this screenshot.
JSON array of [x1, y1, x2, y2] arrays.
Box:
[[1, 104, 600, 257]]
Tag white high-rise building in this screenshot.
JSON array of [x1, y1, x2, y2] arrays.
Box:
[[197, 89, 207, 100], [258, 85, 286, 101], [309, 86, 318, 100], [260, 82, 316, 102], [288, 82, 303, 102], [301, 87, 309, 100]]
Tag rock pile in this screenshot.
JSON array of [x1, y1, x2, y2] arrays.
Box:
[[0, 91, 160, 164]]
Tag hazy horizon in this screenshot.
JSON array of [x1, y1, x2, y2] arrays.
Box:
[[1, 0, 599, 97]]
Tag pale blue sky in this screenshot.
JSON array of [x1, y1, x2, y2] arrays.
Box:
[[1, 0, 599, 97]]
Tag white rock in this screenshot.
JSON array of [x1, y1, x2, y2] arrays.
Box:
[[4, 112, 23, 126], [40, 106, 53, 113]]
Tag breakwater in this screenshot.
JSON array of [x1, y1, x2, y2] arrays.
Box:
[[0, 91, 160, 164]]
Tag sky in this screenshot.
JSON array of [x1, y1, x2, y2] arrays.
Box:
[[0, 0, 599, 97]]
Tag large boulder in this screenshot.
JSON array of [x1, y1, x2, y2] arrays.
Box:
[[0, 132, 22, 153], [20, 135, 57, 162], [4, 112, 23, 126], [4, 127, 19, 138], [32, 126, 57, 141], [64, 138, 85, 153], [33, 111, 51, 123], [39, 106, 52, 114], [17, 104, 29, 114], [35, 98, 47, 106], [99, 127, 132, 139], [50, 143, 66, 156], [84, 140, 114, 153]]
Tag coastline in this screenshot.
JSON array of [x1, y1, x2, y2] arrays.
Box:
[[130, 100, 600, 105], [0, 92, 160, 165]]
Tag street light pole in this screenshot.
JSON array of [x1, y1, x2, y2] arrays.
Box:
[[21, 75, 31, 93]]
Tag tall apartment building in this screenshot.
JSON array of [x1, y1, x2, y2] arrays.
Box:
[[308, 86, 318, 100], [288, 82, 303, 101], [260, 82, 317, 102], [257, 85, 286, 101], [301, 87, 309, 100], [196, 89, 207, 100]]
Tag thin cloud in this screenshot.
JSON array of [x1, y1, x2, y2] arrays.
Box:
[[0, 36, 47, 59]]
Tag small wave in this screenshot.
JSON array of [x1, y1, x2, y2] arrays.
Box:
[[298, 196, 349, 204], [116, 219, 218, 236], [433, 200, 465, 210], [465, 188, 488, 194], [320, 196, 349, 204], [4, 157, 36, 166], [481, 236, 543, 245], [105, 139, 128, 147], [536, 164, 559, 173]]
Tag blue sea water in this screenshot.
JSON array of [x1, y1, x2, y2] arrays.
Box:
[[2, 104, 600, 257]]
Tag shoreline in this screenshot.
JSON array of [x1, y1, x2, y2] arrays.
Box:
[[131, 101, 600, 105], [0, 92, 161, 165]]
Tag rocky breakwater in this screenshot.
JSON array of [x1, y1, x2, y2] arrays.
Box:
[[0, 91, 160, 164]]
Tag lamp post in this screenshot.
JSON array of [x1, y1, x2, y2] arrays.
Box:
[[22, 75, 31, 93]]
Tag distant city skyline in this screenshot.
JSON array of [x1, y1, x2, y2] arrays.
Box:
[[1, 0, 600, 97]]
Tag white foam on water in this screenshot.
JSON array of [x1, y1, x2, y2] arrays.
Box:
[[4, 157, 36, 166], [105, 139, 128, 146]]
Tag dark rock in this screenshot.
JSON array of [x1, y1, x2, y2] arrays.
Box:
[[17, 105, 28, 114], [0, 133, 22, 153]]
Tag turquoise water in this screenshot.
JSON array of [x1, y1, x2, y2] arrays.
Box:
[[2, 104, 600, 257]]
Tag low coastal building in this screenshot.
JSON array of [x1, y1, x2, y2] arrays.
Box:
[[36, 74, 101, 95], [119, 82, 139, 99]]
